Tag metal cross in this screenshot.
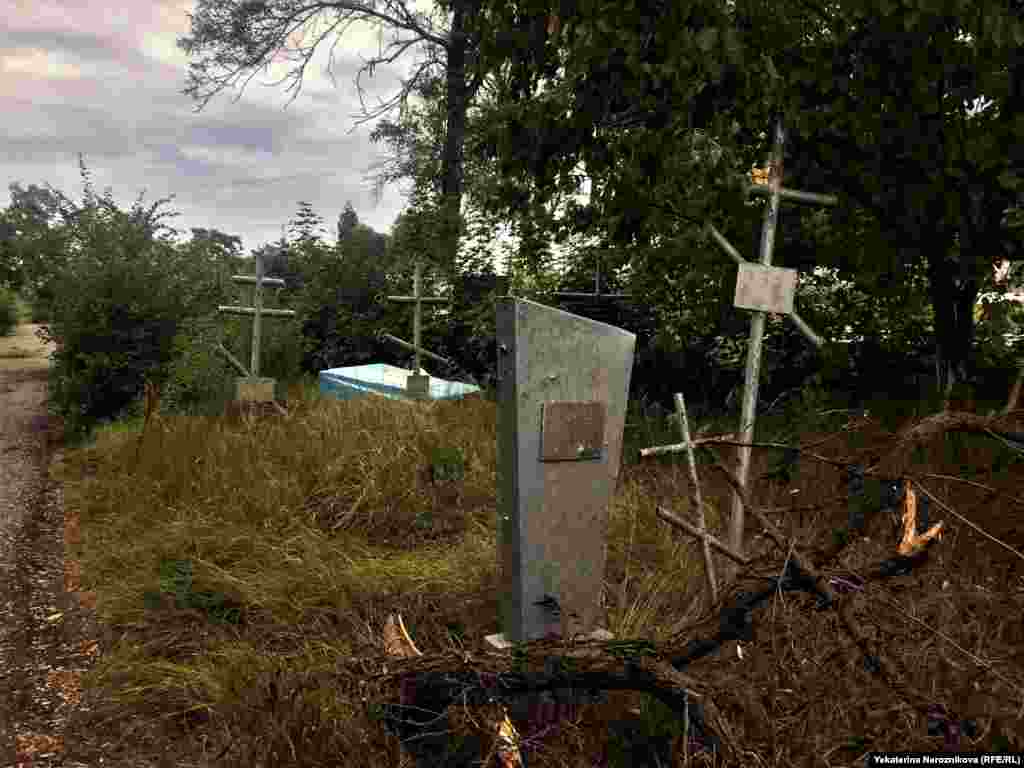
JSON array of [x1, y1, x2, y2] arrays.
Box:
[[217, 250, 296, 378], [553, 251, 631, 302], [705, 117, 836, 569], [384, 260, 450, 374]]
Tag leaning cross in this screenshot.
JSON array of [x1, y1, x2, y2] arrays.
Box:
[[703, 118, 835, 576], [217, 250, 296, 403], [380, 260, 450, 399], [639, 120, 838, 587]]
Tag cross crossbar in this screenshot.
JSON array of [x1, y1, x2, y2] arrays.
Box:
[[553, 255, 631, 302], [746, 183, 838, 207], [553, 291, 632, 300], [640, 393, 721, 603], [383, 260, 449, 375], [229, 275, 286, 287], [217, 251, 296, 378], [218, 307, 297, 318]]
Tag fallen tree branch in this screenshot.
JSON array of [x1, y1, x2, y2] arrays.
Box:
[[359, 412, 1020, 759], [655, 506, 750, 567], [357, 543, 945, 762], [898, 410, 1024, 448]]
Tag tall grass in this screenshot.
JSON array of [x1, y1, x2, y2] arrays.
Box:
[[60, 380, 728, 765], [59, 380, 1023, 766]]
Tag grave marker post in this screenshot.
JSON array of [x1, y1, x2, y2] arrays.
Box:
[[217, 250, 296, 403], [487, 298, 636, 649], [383, 260, 450, 399]]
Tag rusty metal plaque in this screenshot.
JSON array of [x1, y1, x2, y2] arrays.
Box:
[[540, 401, 606, 461], [734, 263, 797, 314]]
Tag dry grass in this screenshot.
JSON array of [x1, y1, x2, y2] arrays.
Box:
[[0, 322, 55, 370], [55, 382, 1024, 767]]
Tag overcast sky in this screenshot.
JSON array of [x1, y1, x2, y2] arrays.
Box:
[[2, 0, 444, 255]]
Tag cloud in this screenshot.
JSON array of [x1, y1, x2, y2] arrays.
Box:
[[1, 0, 427, 252]]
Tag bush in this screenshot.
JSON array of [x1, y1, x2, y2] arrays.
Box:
[[29, 293, 52, 323], [0, 286, 17, 335], [161, 311, 304, 415], [40, 168, 209, 438], [46, 265, 184, 439], [161, 314, 240, 416]]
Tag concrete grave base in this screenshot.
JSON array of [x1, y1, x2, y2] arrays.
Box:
[[235, 376, 276, 403], [484, 628, 614, 651], [406, 373, 430, 400], [319, 364, 480, 402]]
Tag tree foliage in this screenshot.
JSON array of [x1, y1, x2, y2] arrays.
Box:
[[337, 201, 360, 244], [268, 200, 412, 373], [1, 182, 77, 314], [0, 286, 17, 335], [25, 158, 197, 437], [461, 0, 1023, 400], [177, 0, 492, 272]]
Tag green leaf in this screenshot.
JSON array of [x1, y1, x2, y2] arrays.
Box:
[[696, 27, 718, 53], [997, 171, 1022, 192]]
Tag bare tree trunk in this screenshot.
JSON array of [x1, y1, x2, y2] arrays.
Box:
[[1006, 362, 1024, 414], [927, 246, 979, 410], [440, 0, 471, 272]]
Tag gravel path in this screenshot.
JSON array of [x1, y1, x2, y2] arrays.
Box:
[[0, 325, 104, 768]]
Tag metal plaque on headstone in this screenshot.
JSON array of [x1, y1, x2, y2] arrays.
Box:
[[490, 298, 635, 646]]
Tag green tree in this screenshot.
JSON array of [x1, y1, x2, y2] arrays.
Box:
[[33, 157, 201, 438], [0, 211, 22, 290], [764, 1, 1023, 396], [367, 63, 564, 294], [337, 201, 360, 245], [177, 0, 495, 274], [466, 0, 1023, 398], [0, 286, 17, 335], [1, 182, 76, 314], [271, 201, 404, 372], [175, 227, 246, 310]]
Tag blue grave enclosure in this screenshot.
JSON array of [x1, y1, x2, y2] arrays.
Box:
[[319, 364, 481, 402]]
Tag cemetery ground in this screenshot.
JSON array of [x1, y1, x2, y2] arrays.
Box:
[[3, 349, 1024, 765], [1, 314, 91, 767]]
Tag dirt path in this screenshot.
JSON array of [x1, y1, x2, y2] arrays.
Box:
[[0, 324, 101, 768]]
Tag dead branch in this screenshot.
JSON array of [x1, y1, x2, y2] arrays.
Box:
[[656, 506, 750, 567], [897, 410, 1024, 447], [178, 0, 449, 119], [1006, 363, 1023, 414], [672, 393, 719, 603], [357, 541, 948, 761]]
